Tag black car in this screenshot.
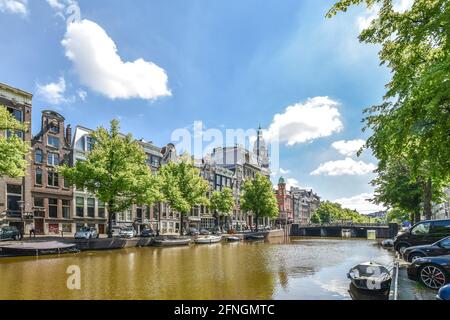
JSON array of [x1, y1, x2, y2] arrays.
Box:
[[403, 236, 450, 262], [407, 255, 450, 290], [140, 228, 155, 238], [0, 226, 21, 241], [393, 219, 450, 253]]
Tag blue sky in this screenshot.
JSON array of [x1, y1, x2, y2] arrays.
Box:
[[0, 0, 402, 213]]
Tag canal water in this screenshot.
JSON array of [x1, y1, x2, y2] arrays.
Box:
[[0, 238, 394, 300]]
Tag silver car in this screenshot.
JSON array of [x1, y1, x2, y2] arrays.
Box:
[[74, 227, 99, 240], [119, 227, 136, 238]]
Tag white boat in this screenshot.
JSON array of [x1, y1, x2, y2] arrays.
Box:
[[194, 235, 222, 244]]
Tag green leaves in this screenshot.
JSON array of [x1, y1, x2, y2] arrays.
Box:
[[240, 174, 279, 220], [59, 119, 159, 215], [311, 201, 373, 224], [329, 0, 450, 217], [0, 105, 30, 178], [157, 154, 210, 216], [210, 187, 235, 217]]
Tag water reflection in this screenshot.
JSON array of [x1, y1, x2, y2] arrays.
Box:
[[0, 238, 394, 300]]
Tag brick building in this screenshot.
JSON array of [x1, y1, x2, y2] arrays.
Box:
[[0, 83, 33, 234], [31, 110, 73, 235]]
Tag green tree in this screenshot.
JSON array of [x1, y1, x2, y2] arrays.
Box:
[[157, 154, 210, 235], [59, 120, 160, 238], [210, 187, 235, 230], [311, 201, 373, 224], [0, 105, 30, 178], [327, 0, 450, 219], [386, 208, 411, 224], [240, 173, 279, 231], [371, 157, 428, 223]]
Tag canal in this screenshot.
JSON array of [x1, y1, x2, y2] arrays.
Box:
[[0, 238, 394, 300]]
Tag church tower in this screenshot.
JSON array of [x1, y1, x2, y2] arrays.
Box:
[[254, 125, 269, 169]]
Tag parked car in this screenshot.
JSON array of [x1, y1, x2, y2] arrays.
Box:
[[437, 284, 450, 300], [140, 228, 155, 238], [407, 255, 450, 289], [186, 228, 199, 236], [0, 226, 21, 241], [74, 227, 99, 240], [393, 219, 450, 253], [199, 228, 211, 235], [403, 236, 450, 262], [111, 226, 122, 237], [119, 227, 136, 238]]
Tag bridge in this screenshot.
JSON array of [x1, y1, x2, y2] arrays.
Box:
[[290, 223, 399, 239]]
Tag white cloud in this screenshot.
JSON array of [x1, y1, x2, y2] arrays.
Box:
[[279, 168, 290, 175], [393, 0, 414, 13], [332, 139, 365, 157], [77, 89, 87, 101], [335, 193, 386, 214], [0, 0, 28, 16], [311, 157, 376, 176], [264, 97, 343, 146], [46, 0, 65, 10], [61, 19, 171, 101], [36, 77, 72, 105]]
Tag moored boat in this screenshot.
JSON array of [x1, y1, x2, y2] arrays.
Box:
[[152, 237, 191, 247], [194, 235, 222, 244], [244, 234, 265, 241], [226, 236, 241, 242], [347, 262, 392, 292]]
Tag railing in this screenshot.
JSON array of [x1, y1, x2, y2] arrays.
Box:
[[301, 222, 389, 227]]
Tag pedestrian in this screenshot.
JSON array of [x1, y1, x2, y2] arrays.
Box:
[[30, 222, 36, 238]]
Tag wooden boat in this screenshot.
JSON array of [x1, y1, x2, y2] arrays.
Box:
[[244, 234, 265, 241], [347, 262, 392, 292], [194, 235, 222, 244], [226, 236, 241, 242], [152, 237, 191, 247]]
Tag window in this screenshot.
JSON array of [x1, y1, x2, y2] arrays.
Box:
[[7, 107, 22, 121], [34, 197, 45, 217], [48, 171, 59, 187], [63, 178, 70, 189], [412, 222, 431, 235], [432, 220, 450, 233], [48, 198, 58, 218], [136, 207, 142, 221], [35, 168, 43, 185], [47, 135, 59, 148], [62, 200, 70, 219], [47, 153, 60, 166], [440, 238, 450, 249], [6, 184, 22, 212], [151, 156, 160, 167], [76, 197, 84, 217], [35, 149, 43, 164], [86, 136, 94, 152], [146, 206, 151, 220], [98, 201, 105, 218], [87, 198, 95, 217], [49, 122, 59, 134]]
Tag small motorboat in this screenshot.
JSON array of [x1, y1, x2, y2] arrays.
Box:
[[347, 262, 392, 292], [194, 235, 222, 244], [244, 234, 265, 241], [226, 236, 241, 242], [381, 239, 394, 248], [152, 237, 191, 247]]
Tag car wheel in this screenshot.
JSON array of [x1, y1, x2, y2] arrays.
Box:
[[419, 264, 448, 290], [13, 235, 17, 241], [408, 252, 425, 263]]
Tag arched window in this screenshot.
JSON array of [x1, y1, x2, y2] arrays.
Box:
[[35, 149, 43, 164]]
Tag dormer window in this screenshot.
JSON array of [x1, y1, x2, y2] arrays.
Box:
[[86, 136, 94, 152], [49, 121, 59, 134]]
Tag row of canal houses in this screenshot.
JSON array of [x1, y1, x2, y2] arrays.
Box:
[[0, 81, 296, 236]]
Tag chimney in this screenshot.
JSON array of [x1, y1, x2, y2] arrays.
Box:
[[65, 124, 72, 146]]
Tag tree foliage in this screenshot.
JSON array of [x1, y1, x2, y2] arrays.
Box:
[[328, 0, 450, 217], [210, 187, 235, 228], [311, 201, 374, 224], [59, 120, 160, 237], [0, 105, 30, 178], [386, 207, 411, 224], [240, 173, 278, 230], [157, 154, 210, 235]]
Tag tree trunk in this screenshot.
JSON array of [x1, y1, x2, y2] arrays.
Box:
[[157, 204, 161, 237], [107, 210, 114, 238], [423, 178, 433, 221], [255, 214, 259, 232], [180, 214, 184, 236], [414, 208, 421, 224]]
